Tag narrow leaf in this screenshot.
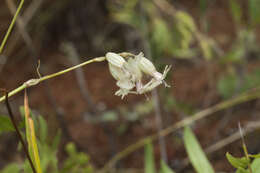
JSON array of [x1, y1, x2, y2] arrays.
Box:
[[249, 153, 260, 158], [144, 142, 156, 173], [24, 91, 33, 158], [183, 127, 215, 173], [229, 0, 242, 25], [236, 167, 249, 173], [28, 118, 42, 173], [24, 91, 42, 173], [160, 160, 176, 173], [249, 0, 260, 27], [226, 152, 249, 169], [1, 163, 21, 173], [0, 115, 15, 132], [251, 158, 260, 172]]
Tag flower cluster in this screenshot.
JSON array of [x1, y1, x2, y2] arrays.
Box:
[[106, 52, 171, 99]]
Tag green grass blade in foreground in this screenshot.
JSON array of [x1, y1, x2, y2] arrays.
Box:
[[24, 92, 42, 173], [251, 158, 260, 173], [144, 142, 156, 173], [183, 127, 215, 173], [160, 160, 176, 173]]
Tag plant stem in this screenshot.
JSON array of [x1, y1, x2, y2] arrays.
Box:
[[139, 0, 168, 163], [4, 92, 36, 173], [100, 87, 260, 172], [0, 56, 106, 103], [0, 0, 24, 54], [39, 57, 105, 81]]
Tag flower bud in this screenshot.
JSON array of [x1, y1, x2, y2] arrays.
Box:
[[124, 57, 142, 81], [136, 52, 156, 76], [106, 52, 126, 68], [108, 63, 129, 81], [153, 71, 163, 80], [116, 79, 135, 90]]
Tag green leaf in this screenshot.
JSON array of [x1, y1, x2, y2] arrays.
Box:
[[198, 36, 213, 60], [249, 153, 260, 158], [249, 0, 260, 27], [175, 11, 196, 33], [101, 111, 118, 122], [251, 158, 260, 173], [38, 115, 48, 142], [151, 17, 174, 56], [229, 0, 242, 25], [199, 0, 208, 16], [183, 127, 215, 173], [236, 167, 249, 173], [160, 160, 176, 173], [243, 69, 260, 91], [226, 152, 249, 169], [62, 142, 92, 173], [144, 142, 156, 173], [0, 115, 15, 133], [24, 92, 42, 173], [217, 73, 238, 99], [1, 163, 21, 173]]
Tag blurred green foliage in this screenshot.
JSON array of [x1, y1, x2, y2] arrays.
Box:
[[0, 109, 93, 173], [144, 142, 176, 173], [109, 0, 214, 59], [226, 152, 260, 173]]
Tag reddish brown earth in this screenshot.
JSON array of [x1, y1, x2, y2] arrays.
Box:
[[0, 0, 260, 172]]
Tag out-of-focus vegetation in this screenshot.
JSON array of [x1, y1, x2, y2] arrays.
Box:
[[1, 0, 260, 173]]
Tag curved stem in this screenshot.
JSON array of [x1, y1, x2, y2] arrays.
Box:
[[0, 0, 24, 54], [0, 56, 106, 103]]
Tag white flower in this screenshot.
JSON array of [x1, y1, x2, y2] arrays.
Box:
[[136, 52, 156, 76], [108, 63, 130, 81], [105, 52, 172, 99], [136, 52, 172, 90], [115, 79, 136, 99], [106, 52, 126, 68], [123, 56, 142, 82]]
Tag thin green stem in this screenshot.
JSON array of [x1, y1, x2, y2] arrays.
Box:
[[39, 56, 105, 82], [0, 56, 105, 103], [100, 87, 260, 172], [0, 0, 24, 54]]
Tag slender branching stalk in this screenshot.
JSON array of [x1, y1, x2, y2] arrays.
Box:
[[3, 91, 36, 173], [0, 52, 135, 103], [0, 0, 24, 54], [0, 56, 106, 103]]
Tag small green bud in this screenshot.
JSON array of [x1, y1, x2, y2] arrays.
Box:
[[106, 52, 126, 68]]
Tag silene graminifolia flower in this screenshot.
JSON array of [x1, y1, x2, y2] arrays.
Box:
[[105, 52, 172, 99]]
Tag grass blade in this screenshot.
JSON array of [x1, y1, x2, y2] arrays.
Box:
[[144, 142, 156, 173], [24, 90, 42, 173], [183, 126, 215, 173], [160, 160, 175, 173]]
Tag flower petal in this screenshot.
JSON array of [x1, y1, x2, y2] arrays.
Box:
[[106, 52, 126, 68]]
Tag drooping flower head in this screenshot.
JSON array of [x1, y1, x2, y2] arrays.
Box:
[[105, 52, 171, 99]]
